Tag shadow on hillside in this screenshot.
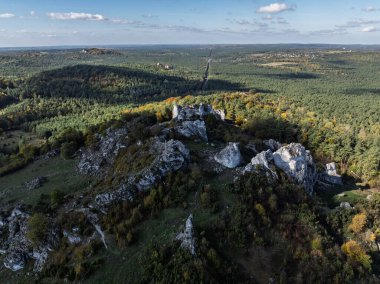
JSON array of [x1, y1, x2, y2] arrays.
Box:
[[23, 64, 244, 103], [263, 72, 319, 80], [344, 88, 380, 95], [251, 88, 277, 94]]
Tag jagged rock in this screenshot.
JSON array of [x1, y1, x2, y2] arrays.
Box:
[[95, 192, 115, 206], [63, 229, 82, 245], [2, 208, 30, 272], [243, 150, 278, 181], [339, 202, 354, 210], [214, 143, 243, 169], [94, 138, 189, 206], [176, 214, 196, 255], [273, 143, 317, 194], [263, 139, 282, 151], [175, 120, 208, 141], [214, 109, 226, 121], [245, 142, 258, 155], [173, 103, 224, 121], [136, 139, 190, 190], [4, 251, 27, 271], [1, 208, 58, 273], [76, 208, 108, 249], [319, 162, 343, 185], [44, 149, 60, 160], [24, 176, 47, 191], [32, 248, 50, 273], [77, 128, 128, 175]]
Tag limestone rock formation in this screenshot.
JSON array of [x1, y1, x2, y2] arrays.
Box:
[[273, 143, 317, 194], [243, 150, 278, 181], [2, 209, 30, 272], [176, 214, 196, 255], [0, 208, 58, 273], [173, 103, 224, 121], [263, 139, 282, 152], [95, 139, 189, 206], [214, 143, 243, 169], [77, 127, 128, 175], [136, 139, 190, 190], [175, 120, 208, 141], [319, 162, 343, 185]]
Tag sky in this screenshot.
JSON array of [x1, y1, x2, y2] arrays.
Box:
[[0, 0, 380, 47]]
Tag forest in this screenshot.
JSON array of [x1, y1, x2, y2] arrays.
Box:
[[0, 45, 379, 283]]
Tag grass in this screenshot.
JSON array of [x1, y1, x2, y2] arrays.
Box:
[[0, 156, 92, 207], [317, 183, 369, 208], [0, 130, 45, 154], [85, 208, 190, 283]]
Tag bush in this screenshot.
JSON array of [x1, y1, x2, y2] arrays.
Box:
[[341, 240, 372, 271], [60, 141, 78, 159], [27, 213, 48, 247]]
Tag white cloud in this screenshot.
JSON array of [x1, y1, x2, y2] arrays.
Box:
[[362, 6, 378, 12], [47, 12, 106, 21], [30, 11, 36, 16], [110, 19, 139, 25], [257, 3, 294, 14], [0, 13, 15, 18], [361, 26, 376, 32]]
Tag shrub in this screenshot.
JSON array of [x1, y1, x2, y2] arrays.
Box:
[[348, 213, 367, 234], [60, 141, 78, 159], [27, 213, 48, 246], [341, 240, 371, 271]]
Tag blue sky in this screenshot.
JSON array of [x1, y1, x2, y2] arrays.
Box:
[[0, 0, 380, 46]]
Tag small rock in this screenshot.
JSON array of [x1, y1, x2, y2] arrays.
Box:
[[339, 202, 353, 210], [319, 162, 343, 185], [24, 176, 47, 191], [263, 139, 282, 151]]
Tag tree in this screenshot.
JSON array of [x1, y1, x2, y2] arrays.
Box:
[[341, 240, 371, 271], [348, 212, 367, 234], [60, 141, 78, 159]]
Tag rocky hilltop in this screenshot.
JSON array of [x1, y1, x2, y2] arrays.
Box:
[[0, 103, 345, 277]]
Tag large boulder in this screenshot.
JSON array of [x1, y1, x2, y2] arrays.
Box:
[[175, 120, 208, 141], [214, 143, 243, 169], [176, 214, 196, 255], [173, 103, 224, 121], [319, 162, 343, 185], [77, 128, 128, 175], [273, 143, 317, 194], [243, 150, 278, 181]]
